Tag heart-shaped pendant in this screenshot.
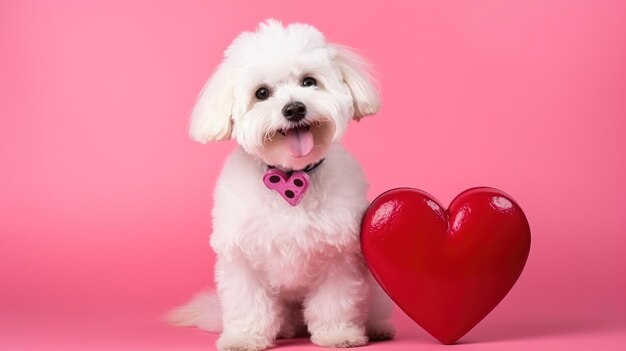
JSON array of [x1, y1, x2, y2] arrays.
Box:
[[263, 168, 309, 206]]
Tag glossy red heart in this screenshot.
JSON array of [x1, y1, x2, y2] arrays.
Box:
[[361, 187, 530, 344]]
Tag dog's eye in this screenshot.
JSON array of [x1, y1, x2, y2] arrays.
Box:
[[302, 77, 317, 87], [255, 87, 270, 100]]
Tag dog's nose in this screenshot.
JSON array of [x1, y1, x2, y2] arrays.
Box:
[[282, 101, 307, 121]]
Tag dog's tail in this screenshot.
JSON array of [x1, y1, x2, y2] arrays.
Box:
[[165, 290, 222, 332]]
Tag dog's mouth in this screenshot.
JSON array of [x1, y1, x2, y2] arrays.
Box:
[[266, 120, 332, 159], [276, 125, 314, 158]]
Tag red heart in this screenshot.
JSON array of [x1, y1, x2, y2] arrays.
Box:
[[361, 187, 530, 344]]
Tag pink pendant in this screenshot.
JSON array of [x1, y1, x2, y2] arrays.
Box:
[[262, 168, 309, 206]]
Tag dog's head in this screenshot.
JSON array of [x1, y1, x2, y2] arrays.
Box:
[[189, 19, 380, 170]]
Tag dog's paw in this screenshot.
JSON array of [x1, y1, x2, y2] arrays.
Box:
[[310, 325, 368, 348], [216, 332, 273, 351], [367, 321, 396, 341]]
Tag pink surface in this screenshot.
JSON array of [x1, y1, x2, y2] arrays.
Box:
[[1, 0, 625, 350]]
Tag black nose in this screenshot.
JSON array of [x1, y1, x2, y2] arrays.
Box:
[[282, 101, 307, 121]]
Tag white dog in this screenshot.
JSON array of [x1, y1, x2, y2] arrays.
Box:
[[168, 19, 395, 351]]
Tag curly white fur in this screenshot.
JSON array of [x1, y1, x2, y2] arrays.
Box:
[[168, 19, 394, 351]]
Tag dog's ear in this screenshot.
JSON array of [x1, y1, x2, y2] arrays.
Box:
[[189, 62, 234, 143], [331, 45, 381, 120]]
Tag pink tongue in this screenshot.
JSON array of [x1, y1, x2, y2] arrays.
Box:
[[285, 127, 314, 158]]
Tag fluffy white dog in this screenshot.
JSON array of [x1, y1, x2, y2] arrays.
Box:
[[169, 19, 395, 351]]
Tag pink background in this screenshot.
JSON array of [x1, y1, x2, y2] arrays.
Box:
[[1, 0, 625, 350]]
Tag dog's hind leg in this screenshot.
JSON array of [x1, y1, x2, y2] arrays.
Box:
[[366, 274, 396, 341]]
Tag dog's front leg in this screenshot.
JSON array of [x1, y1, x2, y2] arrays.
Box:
[[304, 252, 370, 348], [215, 256, 279, 351]]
